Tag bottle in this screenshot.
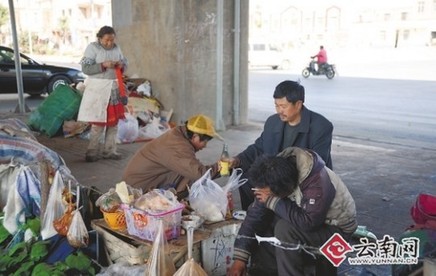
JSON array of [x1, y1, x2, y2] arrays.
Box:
[[220, 143, 230, 176]]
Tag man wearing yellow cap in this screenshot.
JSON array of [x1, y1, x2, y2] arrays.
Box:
[[122, 114, 222, 198]]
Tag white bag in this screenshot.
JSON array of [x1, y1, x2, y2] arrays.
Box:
[[117, 113, 139, 143], [189, 169, 227, 222], [77, 79, 114, 123], [41, 170, 66, 240], [222, 168, 248, 194]]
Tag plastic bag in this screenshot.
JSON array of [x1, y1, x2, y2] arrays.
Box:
[[174, 227, 207, 276], [96, 188, 123, 213], [134, 189, 178, 212], [117, 113, 139, 143], [53, 203, 75, 236], [67, 209, 89, 248], [138, 116, 169, 140], [41, 170, 66, 240], [145, 220, 176, 276], [189, 169, 227, 222], [222, 168, 248, 194], [67, 186, 89, 248]]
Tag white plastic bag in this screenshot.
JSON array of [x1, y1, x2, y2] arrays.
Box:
[[117, 113, 139, 143], [189, 169, 227, 222], [145, 220, 176, 276], [138, 116, 169, 140], [67, 186, 89, 248], [222, 168, 248, 194], [41, 170, 66, 240], [174, 226, 207, 276]]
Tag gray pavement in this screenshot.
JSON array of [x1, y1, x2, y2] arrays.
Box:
[[2, 112, 435, 275]]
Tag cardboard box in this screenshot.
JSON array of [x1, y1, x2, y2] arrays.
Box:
[[201, 220, 242, 276], [91, 219, 208, 267]]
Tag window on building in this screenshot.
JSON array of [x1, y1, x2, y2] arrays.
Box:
[[253, 44, 266, 51], [401, 12, 408, 20], [418, 1, 425, 13], [403, 30, 410, 40], [380, 31, 386, 41], [433, 0, 436, 11], [384, 13, 390, 21]]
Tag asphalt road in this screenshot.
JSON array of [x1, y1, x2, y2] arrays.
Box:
[[248, 71, 436, 151]]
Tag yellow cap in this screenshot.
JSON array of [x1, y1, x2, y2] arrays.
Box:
[[187, 114, 224, 140]]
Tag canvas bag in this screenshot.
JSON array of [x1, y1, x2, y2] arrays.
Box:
[[410, 193, 436, 230]]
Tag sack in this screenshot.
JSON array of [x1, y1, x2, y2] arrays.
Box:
[[410, 193, 436, 229], [28, 85, 82, 137]]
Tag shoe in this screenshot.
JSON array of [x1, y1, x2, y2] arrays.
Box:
[[102, 152, 122, 160], [85, 154, 99, 162]]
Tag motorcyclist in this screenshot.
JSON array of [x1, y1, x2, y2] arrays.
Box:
[[311, 45, 327, 73]]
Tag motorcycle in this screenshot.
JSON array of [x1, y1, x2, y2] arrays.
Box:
[[302, 58, 336, 79]]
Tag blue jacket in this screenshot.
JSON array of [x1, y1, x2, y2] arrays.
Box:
[[237, 106, 333, 169]]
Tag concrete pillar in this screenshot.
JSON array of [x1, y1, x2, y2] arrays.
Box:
[[112, 0, 249, 129]]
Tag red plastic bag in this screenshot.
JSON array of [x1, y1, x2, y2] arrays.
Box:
[[410, 193, 436, 229]]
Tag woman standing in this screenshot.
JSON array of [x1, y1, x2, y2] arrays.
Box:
[[79, 26, 128, 162]]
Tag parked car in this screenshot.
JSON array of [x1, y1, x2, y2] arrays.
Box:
[[248, 43, 291, 70], [0, 46, 86, 95]]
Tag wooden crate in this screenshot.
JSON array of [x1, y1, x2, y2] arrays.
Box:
[[91, 219, 209, 267]]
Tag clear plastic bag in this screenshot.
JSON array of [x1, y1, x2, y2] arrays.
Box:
[[96, 188, 123, 213], [117, 113, 139, 143], [189, 169, 227, 222], [134, 189, 178, 212], [41, 170, 66, 240], [222, 168, 248, 194], [67, 186, 89, 248], [174, 227, 207, 276], [145, 220, 176, 276]]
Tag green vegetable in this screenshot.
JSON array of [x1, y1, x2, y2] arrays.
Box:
[[25, 218, 41, 236], [65, 251, 92, 271], [13, 260, 34, 276], [30, 241, 49, 261], [0, 223, 11, 244]]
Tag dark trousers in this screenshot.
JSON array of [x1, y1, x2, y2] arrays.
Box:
[[250, 219, 348, 276]]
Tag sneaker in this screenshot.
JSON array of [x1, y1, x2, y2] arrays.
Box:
[[102, 152, 122, 160]]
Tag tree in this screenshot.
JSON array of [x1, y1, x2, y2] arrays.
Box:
[[0, 4, 8, 28]]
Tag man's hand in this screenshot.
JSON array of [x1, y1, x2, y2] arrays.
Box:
[[228, 260, 247, 276], [253, 187, 272, 204], [228, 157, 240, 169]]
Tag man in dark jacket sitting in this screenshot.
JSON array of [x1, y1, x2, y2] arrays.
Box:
[[228, 147, 357, 276], [230, 80, 333, 210]]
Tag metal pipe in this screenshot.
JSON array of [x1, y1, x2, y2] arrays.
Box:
[[233, 0, 241, 125], [215, 0, 224, 130], [8, 0, 26, 114]]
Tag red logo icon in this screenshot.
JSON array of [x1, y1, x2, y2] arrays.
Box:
[[319, 233, 353, 267]]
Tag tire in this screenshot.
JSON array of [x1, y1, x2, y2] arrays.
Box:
[[326, 69, 335, 79], [47, 75, 71, 94], [302, 68, 310, 78], [272, 65, 279, 70]]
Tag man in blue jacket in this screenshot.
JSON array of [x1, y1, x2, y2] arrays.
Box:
[[230, 80, 333, 210]]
